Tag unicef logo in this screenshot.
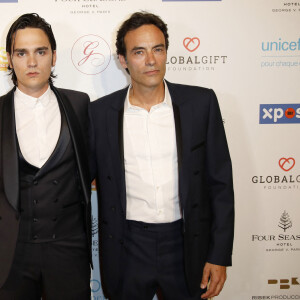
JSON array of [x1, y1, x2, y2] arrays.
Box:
[[90, 279, 101, 293], [71, 34, 111, 75]]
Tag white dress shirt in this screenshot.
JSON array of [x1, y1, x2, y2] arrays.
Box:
[[124, 83, 181, 223], [14, 86, 61, 168]]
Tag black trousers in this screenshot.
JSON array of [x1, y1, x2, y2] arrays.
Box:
[[0, 234, 91, 300], [113, 219, 203, 300]]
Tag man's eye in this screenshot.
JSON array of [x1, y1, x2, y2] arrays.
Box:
[[16, 52, 25, 57], [135, 51, 143, 55], [38, 50, 45, 55]]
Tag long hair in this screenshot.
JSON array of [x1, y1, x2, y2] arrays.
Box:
[[6, 13, 57, 86]]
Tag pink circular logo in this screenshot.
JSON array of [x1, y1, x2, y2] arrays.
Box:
[[71, 34, 111, 75]]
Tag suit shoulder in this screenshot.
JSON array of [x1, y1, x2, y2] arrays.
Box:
[[0, 89, 14, 101], [91, 87, 127, 109], [167, 81, 217, 107], [168, 81, 213, 96], [55, 87, 90, 102]]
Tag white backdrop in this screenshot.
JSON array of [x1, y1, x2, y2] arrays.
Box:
[[0, 0, 299, 299]]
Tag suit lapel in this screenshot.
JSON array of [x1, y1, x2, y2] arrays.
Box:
[[172, 104, 182, 172], [51, 86, 90, 203], [35, 102, 70, 178], [107, 88, 127, 214], [167, 81, 193, 212], [2, 89, 19, 211]]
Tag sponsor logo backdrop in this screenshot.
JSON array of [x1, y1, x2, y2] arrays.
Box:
[[0, 0, 299, 299]]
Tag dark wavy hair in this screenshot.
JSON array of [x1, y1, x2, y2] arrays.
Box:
[[116, 11, 169, 58], [6, 13, 57, 86]]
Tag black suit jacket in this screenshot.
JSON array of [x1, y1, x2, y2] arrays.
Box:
[[0, 85, 91, 288], [90, 81, 234, 297]]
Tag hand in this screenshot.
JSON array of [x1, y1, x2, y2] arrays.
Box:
[[200, 262, 227, 299]]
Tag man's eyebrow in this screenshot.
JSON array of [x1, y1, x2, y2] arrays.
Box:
[[130, 44, 165, 52], [153, 44, 165, 49], [130, 46, 145, 52], [35, 46, 49, 51], [13, 46, 49, 52], [13, 48, 27, 52]]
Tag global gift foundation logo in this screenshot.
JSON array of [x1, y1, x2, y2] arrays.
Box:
[[166, 37, 227, 72], [279, 157, 295, 172], [259, 104, 300, 124], [183, 37, 200, 52], [71, 34, 111, 75], [251, 157, 299, 190], [0, 47, 9, 71]]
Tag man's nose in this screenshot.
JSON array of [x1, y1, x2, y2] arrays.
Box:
[[27, 54, 37, 67], [145, 52, 155, 66]]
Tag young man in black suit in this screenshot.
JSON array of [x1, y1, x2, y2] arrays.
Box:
[[0, 13, 91, 299], [90, 12, 234, 300]]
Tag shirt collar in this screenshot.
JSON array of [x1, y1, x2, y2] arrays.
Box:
[[15, 86, 53, 108], [124, 80, 173, 112]]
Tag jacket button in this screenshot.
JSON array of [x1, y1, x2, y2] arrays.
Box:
[[33, 218, 38, 223], [52, 234, 56, 239], [33, 199, 38, 205], [109, 234, 113, 239], [33, 180, 38, 185], [52, 180, 59, 185], [33, 235, 38, 240]]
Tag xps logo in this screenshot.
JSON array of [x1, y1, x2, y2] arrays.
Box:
[[259, 104, 300, 124]]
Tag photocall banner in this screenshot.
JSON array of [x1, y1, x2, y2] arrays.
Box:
[[0, 1, 299, 299]]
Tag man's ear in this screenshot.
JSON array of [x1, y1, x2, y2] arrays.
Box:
[[118, 54, 128, 69], [7, 52, 13, 69]]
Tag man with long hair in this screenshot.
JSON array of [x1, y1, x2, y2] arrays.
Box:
[[0, 13, 92, 299]]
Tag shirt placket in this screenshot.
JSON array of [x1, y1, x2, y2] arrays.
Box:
[[148, 108, 164, 221], [35, 100, 47, 166]]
